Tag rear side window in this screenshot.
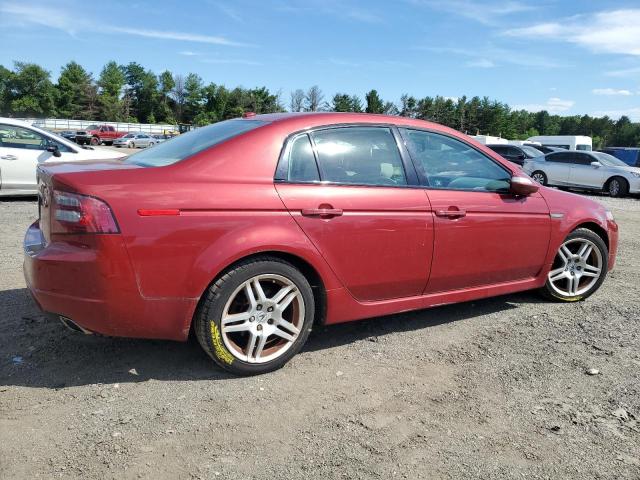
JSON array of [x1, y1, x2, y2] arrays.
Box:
[[124, 119, 268, 167], [546, 152, 573, 163], [287, 134, 320, 182], [310, 127, 407, 186]]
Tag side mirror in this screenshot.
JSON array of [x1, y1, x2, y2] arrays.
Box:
[[46, 145, 62, 157], [590, 161, 601, 168], [510, 176, 539, 196]]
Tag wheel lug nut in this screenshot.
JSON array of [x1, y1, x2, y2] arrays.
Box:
[[267, 306, 274, 312], [249, 316, 255, 322], [256, 304, 262, 311], [267, 319, 274, 325], [257, 324, 263, 331]]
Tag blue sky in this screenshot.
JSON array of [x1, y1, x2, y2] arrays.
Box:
[[1, 0, 640, 119]]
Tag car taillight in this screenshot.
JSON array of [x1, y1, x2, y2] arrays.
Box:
[[51, 190, 120, 234]]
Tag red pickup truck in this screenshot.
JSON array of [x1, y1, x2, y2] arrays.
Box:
[[75, 125, 126, 146]]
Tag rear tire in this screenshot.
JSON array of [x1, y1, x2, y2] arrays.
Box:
[[540, 228, 608, 302], [606, 177, 628, 198], [130, 142, 136, 149], [194, 256, 315, 376], [531, 171, 547, 185], [90, 137, 100, 146]]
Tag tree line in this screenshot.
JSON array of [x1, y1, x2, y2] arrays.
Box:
[[1, 60, 638, 148]]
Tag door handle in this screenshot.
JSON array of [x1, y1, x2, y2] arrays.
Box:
[[301, 207, 343, 219], [435, 208, 466, 219], [1, 155, 17, 160]]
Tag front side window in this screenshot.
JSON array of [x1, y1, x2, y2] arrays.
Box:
[[124, 119, 268, 167], [576, 144, 592, 151], [0, 124, 72, 152], [402, 129, 511, 192], [310, 127, 407, 186]]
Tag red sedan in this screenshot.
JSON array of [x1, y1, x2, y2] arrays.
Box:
[[24, 113, 619, 375]]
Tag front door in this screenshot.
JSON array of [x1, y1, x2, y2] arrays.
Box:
[[400, 128, 551, 293], [569, 152, 605, 189], [275, 126, 434, 301]]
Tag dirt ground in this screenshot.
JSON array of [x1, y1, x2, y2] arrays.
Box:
[[1, 194, 638, 479]]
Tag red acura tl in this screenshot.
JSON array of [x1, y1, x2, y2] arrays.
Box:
[[24, 113, 619, 375]]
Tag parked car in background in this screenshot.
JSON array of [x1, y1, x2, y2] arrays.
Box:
[[536, 145, 566, 155], [56, 130, 76, 142], [0, 117, 126, 196], [75, 124, 127, 146], [486, 144, 544, 165], [523, 150, 640, 197], [600, 147, 640, 168], [24, 113, 618, 375], [527, 135, 592, 151], [152, 134, 172, 143], [113, 132, 157, 148]]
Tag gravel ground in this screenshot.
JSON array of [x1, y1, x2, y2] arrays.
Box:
[[0, 194, 638, 479]]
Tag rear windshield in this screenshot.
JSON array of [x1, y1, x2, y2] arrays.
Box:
[[521, 146, 544, 158], [124, 119, 268, 167]]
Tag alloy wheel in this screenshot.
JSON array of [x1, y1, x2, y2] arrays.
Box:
[[531, 172, 546, 184], [547, 238, 603, 297], [220, 274, 304, 363], [609, 179, 620, 196]]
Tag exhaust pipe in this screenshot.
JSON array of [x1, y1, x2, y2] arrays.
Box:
[[59, 316, 93, 335]]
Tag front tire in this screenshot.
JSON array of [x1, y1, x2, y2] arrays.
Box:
[[606, 177, 628, 198], [541, 228, 608, 302], [90, 137, 100, 146], [194, 257, 315, 376], [531, 171, 547, 185]]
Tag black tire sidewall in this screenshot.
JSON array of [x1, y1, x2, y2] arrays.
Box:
[[608, 177, 628, 197], [198, 259, 315, 376], [543, 228, 608, 302]]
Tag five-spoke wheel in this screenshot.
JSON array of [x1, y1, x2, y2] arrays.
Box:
[[195, 257, 314, 375], [542, 228, 608, 301]]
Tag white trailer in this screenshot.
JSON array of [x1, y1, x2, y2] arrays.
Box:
[[526, 135, 592, 151]]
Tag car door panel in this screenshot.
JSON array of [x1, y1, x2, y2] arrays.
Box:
[[425, 190, 550, 293], [569, 154, 605, 188], [276, 184, 433, 301], [541, 152, 572, 186], [399, 127, 551, 293]]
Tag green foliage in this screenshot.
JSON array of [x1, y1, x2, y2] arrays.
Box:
[[1, 59, 640, 148]]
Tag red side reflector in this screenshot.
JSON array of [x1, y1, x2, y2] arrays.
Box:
[[137, 209, 180, 216]]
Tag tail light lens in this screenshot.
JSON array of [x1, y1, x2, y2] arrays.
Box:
[[51, 190, 120, 234]]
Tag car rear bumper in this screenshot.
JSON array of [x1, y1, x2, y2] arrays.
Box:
[[23, 221, 196, 341]]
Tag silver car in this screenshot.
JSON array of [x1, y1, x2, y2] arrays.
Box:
[[523, 150, 640, 197], [113, 132, 156, 149]]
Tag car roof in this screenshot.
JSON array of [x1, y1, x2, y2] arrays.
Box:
[[0, 117, 34, 127], [249, 112, 463, 136]]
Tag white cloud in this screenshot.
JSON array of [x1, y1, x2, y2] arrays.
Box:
[[409, 0, 535, 25], [605, 66, 640, 78], [504, 9, 640, 56], [514, 97, 575, 113], [0, 1, 251, 47], [592, 108, 640, 121], [592, 88, 633, 96], [422, 46, 564, 68], [201, 58, 263, 66], [179, 51, 200, 56], [466, 59, 495, 68]]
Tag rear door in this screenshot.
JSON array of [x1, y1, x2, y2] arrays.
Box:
[[275, 125, 434, 301], [0, 123, 51, 192], [541, 152, 573, 186], [400, 128, 550, 293], [569, 152, 606, 188]]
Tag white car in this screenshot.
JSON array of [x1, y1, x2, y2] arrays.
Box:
[[523, 150, 640, 197], [113, 132, 157, 148], [0, 118, 126, 196]]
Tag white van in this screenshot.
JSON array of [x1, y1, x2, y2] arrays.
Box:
[[526, 135, 592, 151]]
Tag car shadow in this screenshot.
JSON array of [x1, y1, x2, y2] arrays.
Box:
[[0, 287, 543, 389]]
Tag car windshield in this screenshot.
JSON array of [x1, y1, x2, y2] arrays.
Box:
[[521, 146, 544, 158], [86, 125, 98, 130], [123, 133, 135, 138], [592, 152, 629, 167], [124, 119, 268, 167]]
